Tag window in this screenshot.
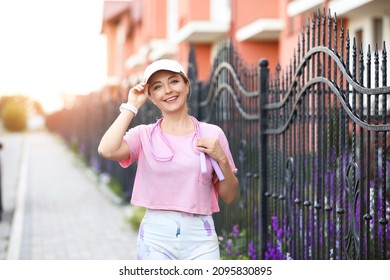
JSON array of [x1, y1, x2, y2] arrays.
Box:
[[373, 18, 383, 49]]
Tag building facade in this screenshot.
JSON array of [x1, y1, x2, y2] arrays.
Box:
[[101, 0, 390, 93]]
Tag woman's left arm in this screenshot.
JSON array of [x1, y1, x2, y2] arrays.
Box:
[[196, 138, 239, 203]]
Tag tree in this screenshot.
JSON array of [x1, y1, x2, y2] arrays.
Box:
[[1, 98, 27, 132]]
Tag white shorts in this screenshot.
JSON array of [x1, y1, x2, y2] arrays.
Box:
[[137, 209, 220, 260]]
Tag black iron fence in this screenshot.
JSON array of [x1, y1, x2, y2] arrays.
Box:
[[47, 11, 389, 260], [198, 11, 389, 260]]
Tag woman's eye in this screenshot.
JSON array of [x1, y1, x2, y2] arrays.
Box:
[[170, 79, 179, 84], [153, 85, 162, 90]]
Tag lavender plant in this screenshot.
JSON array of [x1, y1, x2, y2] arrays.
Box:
[[264, 216, 288, 260], [219, 224, 257, 260], [264, 149, 389, 260]]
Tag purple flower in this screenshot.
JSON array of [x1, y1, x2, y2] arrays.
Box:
[[226, 239, 233, 255], [265, 216, 288, 260], [272, 216, 279, 232], [232, 224, 240, 237], [248, 242, 256, 260], [277, 228, 284, 240], [265, 241, 285, 260]]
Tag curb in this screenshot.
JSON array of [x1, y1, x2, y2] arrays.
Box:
[[6, 138, 29, 260]]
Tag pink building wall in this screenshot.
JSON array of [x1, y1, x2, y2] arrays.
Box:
[[101, 0, 386, 92]]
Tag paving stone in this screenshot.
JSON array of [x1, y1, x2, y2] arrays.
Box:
[[1, 131, 138, 260]]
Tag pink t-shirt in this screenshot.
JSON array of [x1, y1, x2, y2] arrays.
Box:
[[119, 117, 237, 215]]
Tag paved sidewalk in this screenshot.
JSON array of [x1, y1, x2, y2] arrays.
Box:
[[0, 132, 23, 259], [0, 131, 138, 260]]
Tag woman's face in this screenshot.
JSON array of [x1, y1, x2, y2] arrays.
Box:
[[147, 70, 189, 114]]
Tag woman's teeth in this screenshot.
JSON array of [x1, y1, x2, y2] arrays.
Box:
[[165, 97, 177, 102]]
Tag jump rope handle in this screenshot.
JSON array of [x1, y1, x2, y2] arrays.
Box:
[[199, 152, 225, 181]]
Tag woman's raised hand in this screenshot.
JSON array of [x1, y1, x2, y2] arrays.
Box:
[[127, 81, 149, 108]]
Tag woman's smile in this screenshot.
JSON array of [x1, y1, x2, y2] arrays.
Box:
[[164, 96, 179, 103]]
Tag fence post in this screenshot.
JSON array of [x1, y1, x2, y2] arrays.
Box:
[[187, 43, 201, 119], [258, 59, 269, 259]]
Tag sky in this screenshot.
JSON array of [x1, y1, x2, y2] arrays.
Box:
[[0, 0, 107, 113]]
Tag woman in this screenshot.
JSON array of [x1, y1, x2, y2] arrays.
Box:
[[98, 59, 238, 260]]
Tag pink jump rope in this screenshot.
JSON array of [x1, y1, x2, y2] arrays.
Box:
[[150, 117, 225, 181], [199, 151, 225, 181]]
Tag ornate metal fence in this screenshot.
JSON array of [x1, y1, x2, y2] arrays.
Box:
[[47, 10, 389, 260], [186, 41, 264, 259], [190, 11, 389, 260]]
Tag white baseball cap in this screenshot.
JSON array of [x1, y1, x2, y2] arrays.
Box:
[[143, 59, 187, 83]]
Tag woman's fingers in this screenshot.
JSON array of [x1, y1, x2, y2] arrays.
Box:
[[197, 138, 227, 169], [127, 82, 149, 107], [131, 81, 147, 94], [135, 82, 146, 92], [196, 138, 219, 155]]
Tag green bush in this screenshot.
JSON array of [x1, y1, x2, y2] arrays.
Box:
[[127, 206, 146, 231], [1, 101, 27, 132]]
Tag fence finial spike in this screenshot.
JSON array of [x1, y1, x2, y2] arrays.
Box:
[[259, 59, 268, 68], [322, 9, 326, 24]]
